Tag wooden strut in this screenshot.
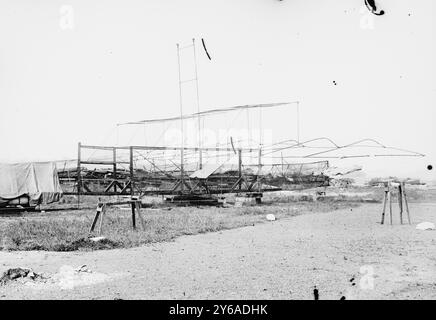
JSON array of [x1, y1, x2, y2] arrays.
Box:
[[89, 202, 106, 235], [389, 183, 393, 225], [131, 200, 136, 229], [402, 182, 411, 224], [77, 142, 81, 209], [130, 199, 146, 230], [398, 183, 403, 224], [380, 183, 388, 224], [238, 149, 242, 190]]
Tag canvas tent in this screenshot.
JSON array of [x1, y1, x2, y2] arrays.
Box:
[[0, 162, 63, 206]]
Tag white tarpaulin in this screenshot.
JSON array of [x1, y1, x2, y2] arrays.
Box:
[[0, 162, 63, 204]]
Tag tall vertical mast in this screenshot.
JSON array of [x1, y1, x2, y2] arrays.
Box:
[[176, 43, 185, 191], [192, 38, 203, 169]]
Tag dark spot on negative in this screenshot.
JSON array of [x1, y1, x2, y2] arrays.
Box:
[[427, 165, 433, 170], [313, 286, 319, 300]]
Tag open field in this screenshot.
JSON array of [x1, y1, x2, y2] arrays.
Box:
[[0, 186, 435, 300], [0, 186, 400, 252], [0, 197, 358, 251], [0, 201, 435, 299]]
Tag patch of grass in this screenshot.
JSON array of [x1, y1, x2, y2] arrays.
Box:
[[0, 200, 359, 252]]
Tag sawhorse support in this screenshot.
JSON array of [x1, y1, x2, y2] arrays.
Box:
[[381, 182, 411, 225], [89, 199, 147, 235]]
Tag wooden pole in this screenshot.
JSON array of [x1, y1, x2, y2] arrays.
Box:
[[192, 38, 203, 170], [130, 146, 136, 229], [77, 142, 81, 209], [398, 184, 403, 224], [389, 183, 393, 225], [402, 182, 411, 224], [113, 147, 117, 192], [258, 148, 262, 192], [238, 149, 242, 190], [130, 146, 134, 196], [176, 43, 185, 193], [131, 202, 136, 230], [199, 149, 203, 170], [381, 184, 388, 224]]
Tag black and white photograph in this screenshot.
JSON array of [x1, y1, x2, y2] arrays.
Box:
[[0, 0, 435, 306]]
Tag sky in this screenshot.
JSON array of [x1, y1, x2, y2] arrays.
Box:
[[0, 0, 435, 180]]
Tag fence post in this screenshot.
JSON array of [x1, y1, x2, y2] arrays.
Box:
[[130, 146, 136, 229], [238, 149, 242, 190], [113, 147, 117, 192], [77, 142, 81, 209]]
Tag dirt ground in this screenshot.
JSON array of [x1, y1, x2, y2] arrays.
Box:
[[0, 202, 435, 300]]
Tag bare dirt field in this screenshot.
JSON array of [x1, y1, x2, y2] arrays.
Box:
[[1, 201, 435, 300]]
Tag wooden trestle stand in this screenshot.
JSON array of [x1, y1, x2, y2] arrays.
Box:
[[89, 198, 146, 235], [381, 182, 411, 225]]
